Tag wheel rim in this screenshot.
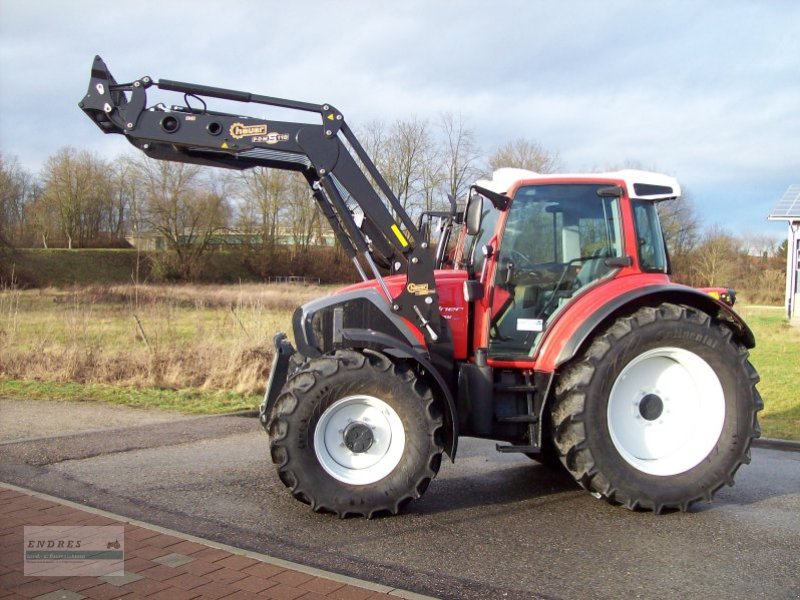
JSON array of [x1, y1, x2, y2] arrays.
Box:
[[607, 347, 725, 476], [314, 395, 405, 485]]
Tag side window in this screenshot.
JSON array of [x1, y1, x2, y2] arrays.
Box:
[[632, 200, 668, 272]]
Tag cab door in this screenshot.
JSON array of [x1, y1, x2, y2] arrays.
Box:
[[486, 183, 625, 361]]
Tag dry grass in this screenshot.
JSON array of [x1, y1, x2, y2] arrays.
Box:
[[0, 283, 325, 395], [2, 285, 797, 440]]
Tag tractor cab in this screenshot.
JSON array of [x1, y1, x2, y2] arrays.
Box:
[[456, 168, 678, 362]]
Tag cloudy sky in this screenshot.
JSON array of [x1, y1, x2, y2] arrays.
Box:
[[1, 0, 797, 238]]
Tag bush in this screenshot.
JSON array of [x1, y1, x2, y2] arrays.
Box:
[[7, 246, 362, 288], [241, 246, 359, 284]]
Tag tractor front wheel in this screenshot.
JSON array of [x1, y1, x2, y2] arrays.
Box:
[[267, 349, 443, 518], [551, 303, 762, 512]]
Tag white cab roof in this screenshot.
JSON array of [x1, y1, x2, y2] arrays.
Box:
[[476, 168, 681, 201]]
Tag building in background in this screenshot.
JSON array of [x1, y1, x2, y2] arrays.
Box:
[[769, 184, 800, 324]]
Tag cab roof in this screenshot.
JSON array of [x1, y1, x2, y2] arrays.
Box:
[[476, 168, 682, 201]]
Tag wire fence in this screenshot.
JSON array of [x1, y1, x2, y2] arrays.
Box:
[[265, 276, 321, 285]]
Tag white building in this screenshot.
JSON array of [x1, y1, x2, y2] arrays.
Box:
[[768, 184, 800, 324]]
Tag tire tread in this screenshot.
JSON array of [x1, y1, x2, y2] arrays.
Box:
[[267, 349, 443, 518], [550, 302, 762, 513]]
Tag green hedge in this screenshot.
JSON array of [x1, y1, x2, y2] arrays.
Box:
[[2, 247, 357, 287], [5, 249, 147, 287]]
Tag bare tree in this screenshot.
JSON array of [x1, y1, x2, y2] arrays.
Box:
[[420, 140, 445, 214], [690, 225, 738, 287], [740, 232, 781, 258], [25, 194, 58, 248], [136, 157, 229, 278], [38, 147, 112, 248], [0, 153, 35, 247], [105, 155, 141, 242], [285, 173, 320, 255], [656, 190, 701, 284], [487, 138, 563, 174], [236, 167, 290, 251], [439, 112, 480, 202], [387, 118, 435, 214], [358, 120, 389, 176], [357, 118, 439, 219]]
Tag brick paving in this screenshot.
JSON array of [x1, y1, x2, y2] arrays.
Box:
[[0, 486, 405, 600]]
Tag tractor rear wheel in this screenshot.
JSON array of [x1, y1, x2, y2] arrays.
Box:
[[551, 302, 762, 512], [267, 349, 443, 518]]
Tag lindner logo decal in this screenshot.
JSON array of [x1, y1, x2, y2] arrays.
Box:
[[229, 122, 268, 139]]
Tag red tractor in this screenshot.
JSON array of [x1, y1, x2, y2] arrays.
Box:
[[81, 57, 762, 517]]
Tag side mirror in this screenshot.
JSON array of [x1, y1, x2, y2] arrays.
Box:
[[465, 192, 484, 236], [604, 256, 633, 268]]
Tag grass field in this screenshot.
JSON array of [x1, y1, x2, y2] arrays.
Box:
[[0, 284, 321, 407], [0, 286, 797, 439], [736, 305, 800, 440]]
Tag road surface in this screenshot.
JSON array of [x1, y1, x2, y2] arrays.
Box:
[[1, 411, 798, 599]]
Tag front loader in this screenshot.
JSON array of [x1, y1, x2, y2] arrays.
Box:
[[81, 57, 762, 517]]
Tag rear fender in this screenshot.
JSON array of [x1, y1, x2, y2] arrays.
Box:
[[539, 284, 755, 372]]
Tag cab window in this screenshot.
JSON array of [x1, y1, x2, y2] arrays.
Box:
[[632, 200, 668, 273]]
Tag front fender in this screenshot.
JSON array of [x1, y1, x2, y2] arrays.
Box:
[[337, 329, 459, 461], [289, 287, 459, 459], [260, 330, 459, 460]]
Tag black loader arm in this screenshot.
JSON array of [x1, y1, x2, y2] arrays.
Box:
[[79, 56, 449, 354]]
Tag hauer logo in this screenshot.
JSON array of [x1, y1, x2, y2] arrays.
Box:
[[406, 283, 430, 296], [229, 122, 268, 139]]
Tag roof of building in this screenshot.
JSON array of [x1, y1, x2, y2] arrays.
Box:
[[768, 184, 800, 221]]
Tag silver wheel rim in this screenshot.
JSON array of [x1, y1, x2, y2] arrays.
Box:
[[607, 347, 725, 476], [313, 394, 405, 485]]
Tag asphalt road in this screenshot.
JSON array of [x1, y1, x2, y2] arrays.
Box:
[[1, 413, 798, 599]]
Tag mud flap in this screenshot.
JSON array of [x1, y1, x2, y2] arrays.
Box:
[[259, 333, 296, 427]]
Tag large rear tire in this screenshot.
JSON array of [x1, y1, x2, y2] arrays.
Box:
[[550, 303, 762, 513], [267, 349, 443, 518]]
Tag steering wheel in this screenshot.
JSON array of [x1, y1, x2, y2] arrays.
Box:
[[508, 250, 535, 270]]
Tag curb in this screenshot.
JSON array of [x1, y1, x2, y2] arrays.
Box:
[[752, 437, 800, 452], [226, 408, 259, 418], [0, 480, 439, 600]]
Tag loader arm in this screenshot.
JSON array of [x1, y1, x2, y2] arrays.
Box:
[[79, 56, 449, 352]]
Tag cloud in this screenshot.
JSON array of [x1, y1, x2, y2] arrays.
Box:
[[0, 0, 796, 237]]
